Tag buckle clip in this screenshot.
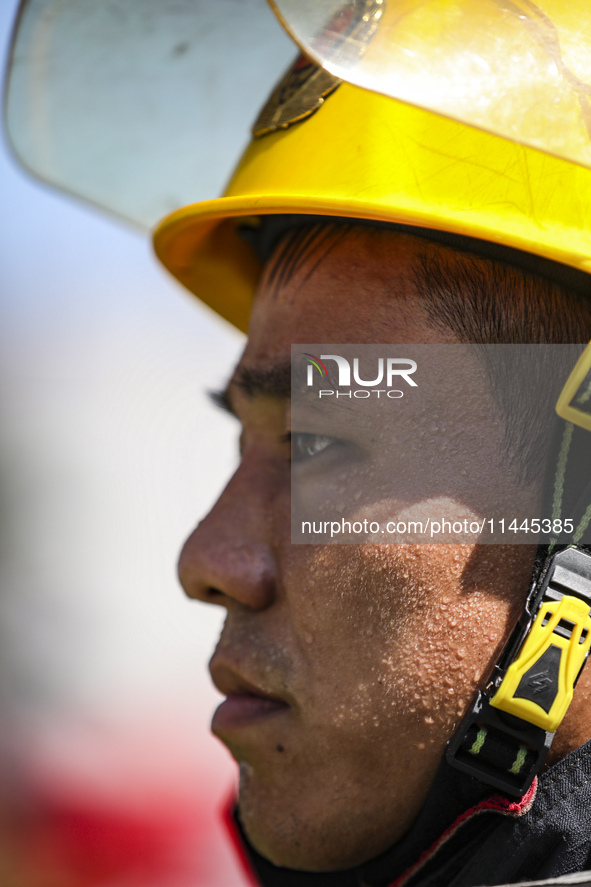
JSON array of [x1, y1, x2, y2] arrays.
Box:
[[556, 341, 591, 431], [490, 594, 591, 731], [447, 548, 591, 796]]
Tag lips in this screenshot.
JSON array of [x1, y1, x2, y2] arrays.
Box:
[[209, 660, 291, 733]]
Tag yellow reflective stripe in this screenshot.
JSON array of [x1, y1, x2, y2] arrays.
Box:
[[510, 745, 528, 775], [552, 421, 574, 525], [470, 727, 487, 755], [574, 503, 591, 544]]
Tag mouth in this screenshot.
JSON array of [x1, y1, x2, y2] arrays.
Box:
[[210, 660, 291, 734]]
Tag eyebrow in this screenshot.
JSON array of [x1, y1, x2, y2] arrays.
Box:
[[209, 361, 292, 417]]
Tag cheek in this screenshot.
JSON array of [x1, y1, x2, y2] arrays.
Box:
[[358, 545, 532, 737], [287, 544, 530, 743], [379, 593, 507, 743]]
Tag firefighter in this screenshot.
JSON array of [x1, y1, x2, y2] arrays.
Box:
[[8, 0, 591, 882], [153, 3, 591, 884]]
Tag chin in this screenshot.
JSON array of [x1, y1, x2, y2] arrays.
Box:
[[240, 806, 346, 873], [236, 762, 396, 873], [237, 764, 322, 871]]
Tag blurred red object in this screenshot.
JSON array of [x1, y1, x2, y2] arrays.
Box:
[[0, 714, 247, 887]]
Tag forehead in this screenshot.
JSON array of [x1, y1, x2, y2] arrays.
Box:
[[243, 227, 458, 363]]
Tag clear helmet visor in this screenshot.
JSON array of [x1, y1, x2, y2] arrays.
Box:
[[4, 0, 294, 228], [7, 0, 591, 229], [269, 0, 591, 171]]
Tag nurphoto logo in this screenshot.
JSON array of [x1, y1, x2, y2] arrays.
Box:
[[301, 353, 417, 398]]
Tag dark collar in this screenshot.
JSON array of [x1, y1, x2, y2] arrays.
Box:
[[230, 740, 591, 887]]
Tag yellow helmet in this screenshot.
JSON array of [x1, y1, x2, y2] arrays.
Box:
[[153, 0, 591, 332]]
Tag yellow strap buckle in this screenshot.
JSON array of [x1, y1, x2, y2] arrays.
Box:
[[491, 594, 591, 732], [556, 341, 591, 432]]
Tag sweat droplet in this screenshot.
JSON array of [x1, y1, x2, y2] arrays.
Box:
[[304, 632, 313, 645]]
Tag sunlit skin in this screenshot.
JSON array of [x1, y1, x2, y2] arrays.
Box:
[[178, 229, 591, 872]]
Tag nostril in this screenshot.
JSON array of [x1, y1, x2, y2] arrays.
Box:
[[205, 586, 225, 603]]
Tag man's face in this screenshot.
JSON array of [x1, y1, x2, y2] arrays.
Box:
[[178, 229, 534, 871]]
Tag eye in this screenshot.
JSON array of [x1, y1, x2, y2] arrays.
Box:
[[291, 432, 334, 461]]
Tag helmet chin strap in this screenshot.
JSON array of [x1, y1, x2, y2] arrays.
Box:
[[448, 343, 591, 797], [554, 343, 591, 547]]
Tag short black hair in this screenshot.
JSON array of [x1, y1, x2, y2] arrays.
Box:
[[415, 243, 591, 345]]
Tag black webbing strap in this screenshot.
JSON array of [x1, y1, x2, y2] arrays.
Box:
[[447, 688, 553, 797], [460, 723, 538, 779]]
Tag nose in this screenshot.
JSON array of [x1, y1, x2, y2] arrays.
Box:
[[178, 455, 279, 611]]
